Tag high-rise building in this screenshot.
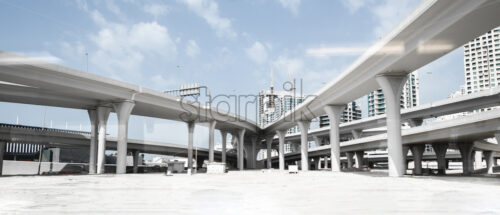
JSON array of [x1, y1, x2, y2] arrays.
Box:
[[319, 101, 362, 128], [368, 71, 419, 117], [438, 26, 500, 121], [258, 89, 304, 134], [464, 26, 500, 94]]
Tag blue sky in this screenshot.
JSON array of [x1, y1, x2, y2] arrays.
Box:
[[0, 0, 466, 150]]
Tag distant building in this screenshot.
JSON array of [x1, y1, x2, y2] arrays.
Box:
[[439, 26, 500, 120], [368, 71, 419, 117], [463, 26, 500, 94], [258, 89, 304, 134], [319, 101, 362, 128]]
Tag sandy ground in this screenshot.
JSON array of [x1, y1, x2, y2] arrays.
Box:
[[1, 170, 500, 214]]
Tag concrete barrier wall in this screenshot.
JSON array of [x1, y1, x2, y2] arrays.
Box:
[[1, 160, 87, 175]]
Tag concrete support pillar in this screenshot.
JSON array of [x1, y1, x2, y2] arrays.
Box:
[[346, 152, 354, 169], [88, 109, 98, 174], [250, 136, 258, 169], [297, 120, 311, 171], [351, 129, 363, 139], [474, 151, 483, 169], [112, 100, 135, 174], [316, 157, 321, 170], [96, 106, 111, 174], [277, 130, 286, 171], [265, 135, 273, 169], [132, 150, 139, 173], [457, 142, 474, 175], [402, 146, 410, 171], [237, 129, 246, 170], [0, 141, 5, 176], [221, 131, 228, 164], [187, 121, 195, 174], [324, 105, 344, 172], [409, 145, 425, 175], [376, 74, 408, 177], [354, 151, 364, 169], [431, 143, 448, 175], [208, 120, 217, 163], [324, 156, 328, 169], [483, 151, 494, 174]]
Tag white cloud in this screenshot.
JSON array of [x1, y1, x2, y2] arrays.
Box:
[[86, 10, 177, 80], [182, 0, 237, 39], [151, 74, 180, 90], [90, 10, 107, 27], [340, 0, 372, 13], [372, 0, 417, 38], [246, 42, 268, 64], [143, 3, 169, 18], [185, 40, 200, 57], [105, 0, 122, 17], [75, 0, 88, 12], [339, 0, 418, 38], [277, 0, 301, 15], [269, 55, 345, 95], [17, 51, 63, 64]]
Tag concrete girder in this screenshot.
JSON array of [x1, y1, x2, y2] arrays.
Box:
[[408, 118, 423, 127]]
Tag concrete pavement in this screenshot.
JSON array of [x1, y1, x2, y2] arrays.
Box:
[[1, 171, 500, 214]]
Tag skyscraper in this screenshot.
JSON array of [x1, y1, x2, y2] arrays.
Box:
[[464, 26, 500, 94], [319, 101, 362, 128], [368, 71, 419, 117], [258, 89, 304, 134]]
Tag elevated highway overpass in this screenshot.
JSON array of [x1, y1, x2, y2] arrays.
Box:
[[260, 0, 500, 176], [2, 0, 500, 177], [0, 50, 258, 174], [0, 123, 238, 174], [270, 109, 500, 175]]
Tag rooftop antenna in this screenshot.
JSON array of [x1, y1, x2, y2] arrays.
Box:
[[287, 66, 295, 93], [269, 66, 275, 108]]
